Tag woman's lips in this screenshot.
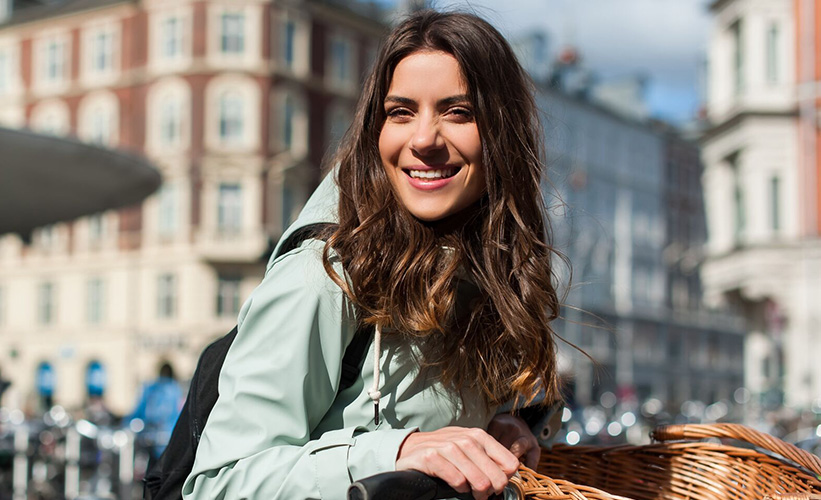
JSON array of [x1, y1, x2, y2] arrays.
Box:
[[402, 166, 461, 191]]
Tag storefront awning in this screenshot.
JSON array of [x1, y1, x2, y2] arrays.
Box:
[[0, 127, 162, 235]]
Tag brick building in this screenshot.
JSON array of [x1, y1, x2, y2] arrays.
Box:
[[0, 0, 384, 414]]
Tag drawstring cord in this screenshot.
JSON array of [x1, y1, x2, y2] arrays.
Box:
[[368, 324, 382, 425]]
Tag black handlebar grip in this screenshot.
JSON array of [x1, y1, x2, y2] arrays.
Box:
[[347, 470, 474, 500]]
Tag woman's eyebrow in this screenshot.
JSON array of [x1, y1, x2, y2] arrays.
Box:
[[384, 95, 415, 106], [437, 95, 470, 107], [383, 95, 470, 107]]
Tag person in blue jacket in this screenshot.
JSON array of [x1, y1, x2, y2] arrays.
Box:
[[128, 362, 184, 461], [185, 10, 564, 500]]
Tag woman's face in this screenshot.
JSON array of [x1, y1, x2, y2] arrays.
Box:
[[379, 50, 486, 223]]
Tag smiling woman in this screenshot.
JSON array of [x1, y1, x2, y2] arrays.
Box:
[[183, 10, 564, 500], [379, 51, 486, 223]]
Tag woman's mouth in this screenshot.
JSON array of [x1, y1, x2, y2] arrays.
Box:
[[401, 166, 462, 191], [403, 167, 460, 180]]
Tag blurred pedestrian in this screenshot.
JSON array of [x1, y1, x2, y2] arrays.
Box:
[[127, 362, 184, 461]]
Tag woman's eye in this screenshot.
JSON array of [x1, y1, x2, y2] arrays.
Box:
[[386, 107, 412, 119], [448, 107, 474, 121]]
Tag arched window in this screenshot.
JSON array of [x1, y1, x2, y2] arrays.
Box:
[[205, 75, 258, 150], [147, 77, 190, 152], [30, 99, 70, 136], [159, 94, 182, 147], [85, 360, 106, 397], [36, 361, 55, 406], [218, 91, 244, 143], [79, 91, 119, 146], [272, 87, 306, 157], [282, 94, 294, 150]]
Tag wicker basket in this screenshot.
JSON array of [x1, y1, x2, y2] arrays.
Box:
[[511, 423, 821, 500]]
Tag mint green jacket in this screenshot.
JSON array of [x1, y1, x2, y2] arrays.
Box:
[[182, 174, 496, 499]]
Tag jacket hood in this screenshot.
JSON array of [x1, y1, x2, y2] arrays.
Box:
[[271, 171, 340, 264]]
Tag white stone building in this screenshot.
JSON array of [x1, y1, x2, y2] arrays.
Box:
[[701, 0, 821, 410]]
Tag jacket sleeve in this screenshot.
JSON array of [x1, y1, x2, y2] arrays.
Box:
[[182, 242, 415, 500]]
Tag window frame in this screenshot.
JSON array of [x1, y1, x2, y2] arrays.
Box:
[[219, 11, 246, 55], [218, 91, 245, 144], [157, 183, 178, 238], [87, 277, 105, 325], [216, 182, 243, 235], [326, 33, 356, 91], [38, 282, 55, 325], [766, 22, 780, 85], [216, 275, 242, 317], [157, 273, 177, 319]]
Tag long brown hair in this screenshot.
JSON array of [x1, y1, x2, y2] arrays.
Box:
[[322, 10, 564, 407]]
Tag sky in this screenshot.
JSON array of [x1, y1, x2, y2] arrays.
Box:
[[384, 0, 714, 125]]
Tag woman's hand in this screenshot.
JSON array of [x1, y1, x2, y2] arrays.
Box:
[[486, 413, 540, 469], [395, 427, 519, 500]]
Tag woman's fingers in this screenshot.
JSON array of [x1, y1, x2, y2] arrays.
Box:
[[396, 427, 519, 500]]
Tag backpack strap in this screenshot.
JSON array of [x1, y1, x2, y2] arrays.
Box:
[[275, 223, 335, 259], [340, 325, 374, 391], [278, 222, 373, 392]]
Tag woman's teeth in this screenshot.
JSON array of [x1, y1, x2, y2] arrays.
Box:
[[407, 168, 457, 180]]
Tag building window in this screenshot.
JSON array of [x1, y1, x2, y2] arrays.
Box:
[[161, 16, 183, 59], [36, 361, 55, 404], [282, 183, 294, 230], [282, 19, 296, 68], [158, 184, 177, 237], [85, 360, 106, 397], [734, 183, 745, 241], [91, 30, 113, 73], [218, 92, 244, 143], [44, 39, 65, 83], [89, 107, 112, 145], [770, 176, 780, 232], [88, 214, 104, 243], [0, 0, 10, 22], [329, 37, 352, 86], [220, 12, 245, 54], [282, 94, 295, 150], [87, 278, 104, 324], [159, 96, 182, 146], [731, 20, 744, 94], [157, 274, 176, 319], [216, 276, 241, 317], [217, 183, 242, 234], [327, 104, 351, 150], [37, 225, 56, 250], [38, 282, 55, 325], [0, 49, 9, 94], [766, 23, 779, 85]]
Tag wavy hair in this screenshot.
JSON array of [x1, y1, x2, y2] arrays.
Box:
[[322, 10, 564, 407]]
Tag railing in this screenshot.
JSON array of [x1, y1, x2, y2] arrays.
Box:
[[0, 407, 149, 500]]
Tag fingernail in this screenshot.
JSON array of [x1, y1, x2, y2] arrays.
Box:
[[510, 442, 522, 456]]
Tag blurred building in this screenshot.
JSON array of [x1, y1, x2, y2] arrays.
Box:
[[0, 0, 384, 414], [700, 0, 821, 411], [541, 43, 744, 413]]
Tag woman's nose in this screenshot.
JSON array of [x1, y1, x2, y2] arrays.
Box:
[[409, 116, 444, 155]]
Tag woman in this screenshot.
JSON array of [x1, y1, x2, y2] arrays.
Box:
[[183, 10, 563, 500]]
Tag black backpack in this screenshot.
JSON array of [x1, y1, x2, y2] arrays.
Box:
[[143, 224, 374, 500]]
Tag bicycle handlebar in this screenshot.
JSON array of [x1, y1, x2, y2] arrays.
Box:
[[347, 470, 474, 500], [348, 469, 526, 500]]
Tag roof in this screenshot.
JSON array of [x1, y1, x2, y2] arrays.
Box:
[[0, 0, 132, 28]]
